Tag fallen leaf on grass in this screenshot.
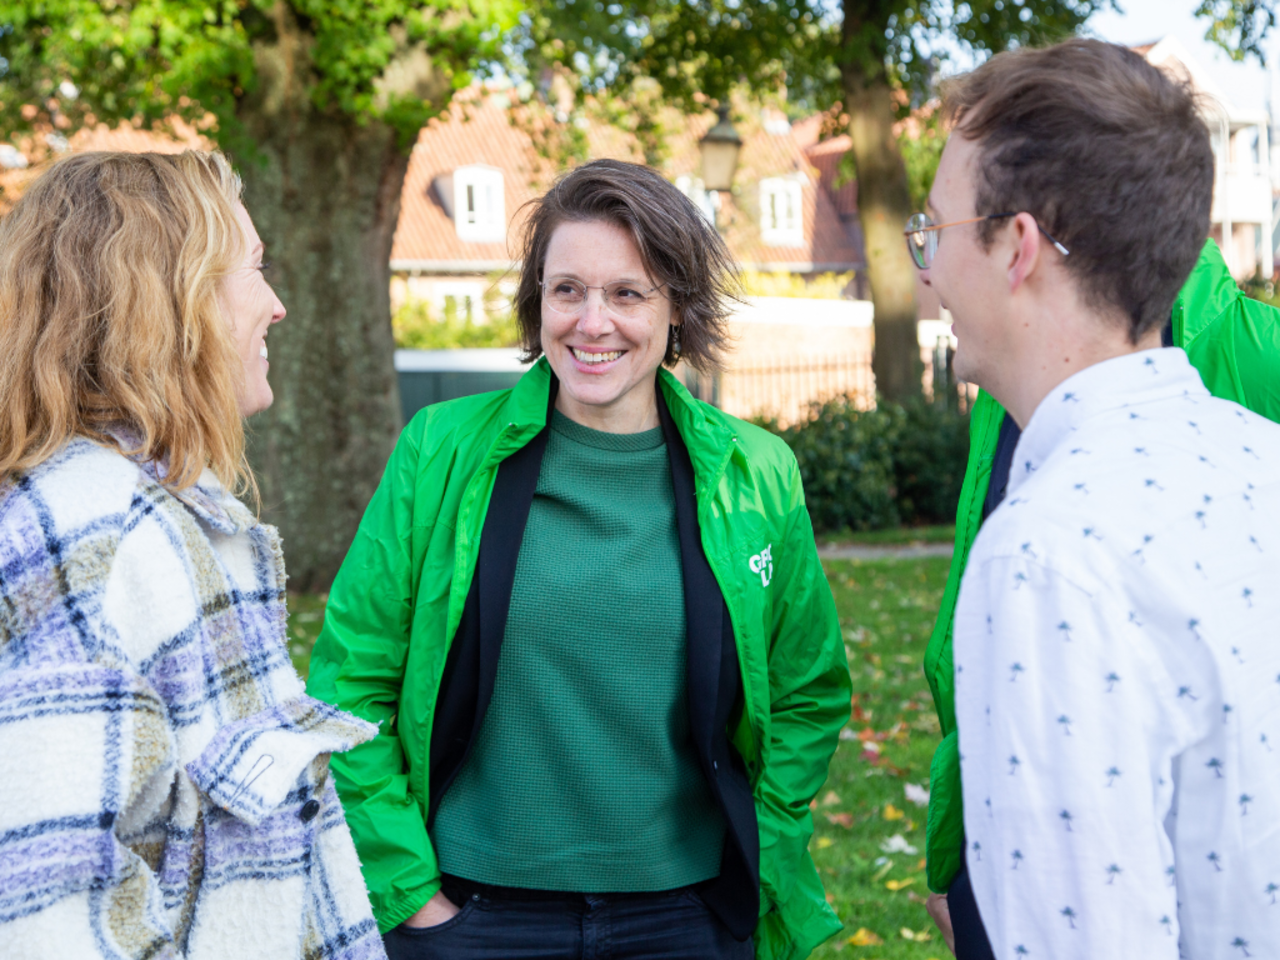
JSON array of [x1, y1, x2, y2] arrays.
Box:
[[825, 812, 854, 828], [900, 927, 933, 942], [879, 834, 918, 855], [882, 803, 905, 821], [814, 836, 835, 849], [871, 860, 895, 882], [885, 878, 917, 891], [847, 928, 883, 946], [821, 790, 842, 806], [904, 782, 930, 807], [916, 858, 927, 870], [840, 728, 860, 741]]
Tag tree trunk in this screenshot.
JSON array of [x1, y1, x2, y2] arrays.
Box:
[[841, 65, 922, 402], [233, 20, 408, 591]]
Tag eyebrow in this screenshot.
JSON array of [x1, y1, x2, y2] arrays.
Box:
[[545, 271, 647, 284]]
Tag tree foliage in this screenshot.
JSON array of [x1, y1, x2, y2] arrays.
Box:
[[517, 0, 1116, 119], [1196, 0, 1277, 62], [0, 0, 518, 150]]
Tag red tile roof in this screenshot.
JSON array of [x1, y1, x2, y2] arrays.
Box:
[[391, 92, 864, 272]]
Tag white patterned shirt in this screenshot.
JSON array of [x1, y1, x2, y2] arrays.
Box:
[[954, 348, 1280, 960]]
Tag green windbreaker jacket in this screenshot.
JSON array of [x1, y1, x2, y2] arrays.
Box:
[[306, 360, 852, 960], [922, 239, 1280, 894]]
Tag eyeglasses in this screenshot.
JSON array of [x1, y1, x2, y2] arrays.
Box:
[[541, 277, 665, 317], [904, 212, 1070, 269]]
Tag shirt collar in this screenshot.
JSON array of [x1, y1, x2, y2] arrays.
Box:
[[1007, 348, 1208, 498]]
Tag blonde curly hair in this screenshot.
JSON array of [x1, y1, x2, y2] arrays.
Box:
[[0, 150, 253, 496]]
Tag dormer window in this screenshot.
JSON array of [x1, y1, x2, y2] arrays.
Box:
[[760, 176, 804, 247], [435, 165, 505, 243]]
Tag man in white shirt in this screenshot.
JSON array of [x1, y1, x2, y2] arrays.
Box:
[[915, 38, 1280, 959]]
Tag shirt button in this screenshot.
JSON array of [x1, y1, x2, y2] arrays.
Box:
[[299, 799, 321, 823]]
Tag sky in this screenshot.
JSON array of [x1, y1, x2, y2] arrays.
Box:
[[1086, 0, 1272, 113]]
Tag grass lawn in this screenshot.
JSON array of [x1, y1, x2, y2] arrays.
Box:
[[285, 553, 949, 960], [817, 525, 955, 549]]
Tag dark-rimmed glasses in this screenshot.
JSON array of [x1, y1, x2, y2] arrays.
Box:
[[541, 277, 665, 317], [904, 212, 1070, 269]]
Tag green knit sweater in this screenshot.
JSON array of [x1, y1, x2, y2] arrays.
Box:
[[431, 410, 726, 891]]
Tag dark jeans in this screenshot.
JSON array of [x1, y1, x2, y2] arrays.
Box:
[[948, 859, 996, 960], [383, 877, 753, 960]]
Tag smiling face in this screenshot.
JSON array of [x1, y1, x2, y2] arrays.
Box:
[[222, 203, 286, 417], [540, 219, 676, 433]]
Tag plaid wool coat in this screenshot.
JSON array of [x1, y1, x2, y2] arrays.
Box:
[[0, 438, 387, 960]]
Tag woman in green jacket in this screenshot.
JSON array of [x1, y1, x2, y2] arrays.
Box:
[[307, 159, 850, 960]]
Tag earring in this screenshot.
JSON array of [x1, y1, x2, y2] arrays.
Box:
[[670, 325, 682, 357]]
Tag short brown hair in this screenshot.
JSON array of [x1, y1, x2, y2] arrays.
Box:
[[0, 151, 251, 495], [513, 159, 739, 372], [943, 39, 1214, 342]]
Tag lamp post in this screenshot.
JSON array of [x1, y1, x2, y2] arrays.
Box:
[[698, 106, 742, 229]]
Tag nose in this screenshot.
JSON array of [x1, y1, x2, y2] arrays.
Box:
[[271, 290, 286, 323], [575, 288, 612, 336]]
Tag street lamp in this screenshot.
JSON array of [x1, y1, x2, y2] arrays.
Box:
[[698, 106, 742, 193]]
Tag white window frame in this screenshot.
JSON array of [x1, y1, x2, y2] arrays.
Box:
[[760, 176, 804, 247], [435, 165, 506, 243], [432, 280, 486, 323]]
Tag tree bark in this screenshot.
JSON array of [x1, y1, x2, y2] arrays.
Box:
[[233, 16, 408, 591], [841, 52, 922, 401]]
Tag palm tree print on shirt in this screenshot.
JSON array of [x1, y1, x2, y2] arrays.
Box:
[[1265, 882, 1278, 905], [1240, 794, 1252, 815], [1207, 758, 1224, 778], [1009, 755, 1021, 775], [1232, 936, 1251, 956], [1105, 672, 1121, 692], [1060, 810, 1074, 832], [1160, 916, 1173, 935], [1106, 864, 1122, 884], [1058, 715, 1073, 736], [1106, 767, 1122, 787], [1061, 906, 1078, 929], [1209, 851, 1223, 872], [1011, 849, 1023, 870], [1010, 663, 1025, 682]]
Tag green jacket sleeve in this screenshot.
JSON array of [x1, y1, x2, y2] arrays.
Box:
[[1174, 238, 1280, 422], [922, 390, 1005, 894], [753, 458, 852, 960], [305, 417, 442, 933]]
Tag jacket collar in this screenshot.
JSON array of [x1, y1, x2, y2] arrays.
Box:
[[105, 426, 251, 535], [1007, 347, 1208, 499]]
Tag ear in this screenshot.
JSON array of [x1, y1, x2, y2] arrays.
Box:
[[1007, 212, 1041, 293]]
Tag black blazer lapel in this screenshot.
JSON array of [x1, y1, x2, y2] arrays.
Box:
[[657, 387, 760, 940], [428, 380, 556, 824]]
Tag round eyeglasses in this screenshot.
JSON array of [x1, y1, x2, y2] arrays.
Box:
[[541, 277, 665, 317], [904, 212, 1070, 270]]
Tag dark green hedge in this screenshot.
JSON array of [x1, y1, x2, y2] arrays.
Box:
[[763, 396, 970, 532]]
